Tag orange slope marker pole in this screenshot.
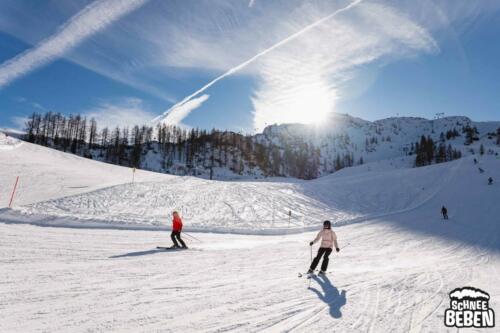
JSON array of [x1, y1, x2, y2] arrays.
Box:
[[8, 176, 19, 208]]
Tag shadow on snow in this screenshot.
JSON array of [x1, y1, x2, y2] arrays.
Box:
[[308, 275, 347, 318], [109, 249, 164, 258]]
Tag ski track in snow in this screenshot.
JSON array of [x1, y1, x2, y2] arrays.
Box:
[[1, 215, 498, 333], [2, 141, 458, 233], [1, 137, 500, 332]]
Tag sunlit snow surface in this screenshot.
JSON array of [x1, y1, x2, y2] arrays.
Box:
[[0, 140, 460, 232], [1, 135, 499, 332]]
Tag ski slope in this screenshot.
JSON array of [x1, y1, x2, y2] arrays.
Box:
[[9, 161, 452, 233], [1, 174, 499, 332], [1, 134, 499, 332], [2, 139, 460, 233], [0, 132, 21, 150], [0, 139, 172, 209]]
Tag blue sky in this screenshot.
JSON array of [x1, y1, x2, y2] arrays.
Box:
[[0, 0, 499, 133]]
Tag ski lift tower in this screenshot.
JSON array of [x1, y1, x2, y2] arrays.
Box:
[[432, 112, 444, 133]]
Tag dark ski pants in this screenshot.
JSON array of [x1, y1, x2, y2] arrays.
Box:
[[443, 213, 448, 220], [171, 231, 186, 248], [310, 247, 333, 272]]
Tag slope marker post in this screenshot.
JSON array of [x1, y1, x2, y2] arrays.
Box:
[[8, 176, 19, 208]]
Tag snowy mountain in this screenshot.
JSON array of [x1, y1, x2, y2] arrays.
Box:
[[17, 111, 500, 181], [257, 114, 500, 173]]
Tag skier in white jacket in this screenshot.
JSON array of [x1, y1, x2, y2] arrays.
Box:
[[308, 221, 339, 275]]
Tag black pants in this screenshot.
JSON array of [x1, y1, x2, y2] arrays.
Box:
[[171, 231, 186, 248], [310, 247, 333, 272], [443, 213, 448, 219]]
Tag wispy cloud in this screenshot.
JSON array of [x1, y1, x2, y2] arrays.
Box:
[[11, 96, 156, 130], [13, 96, 48, 112], [1, 0, 497, 130], [83, 97, 156, 129], [10, 116, 29, 130], [153, 94, 210, 125], [252, 1, 438, 130], [0, 0, 148, 89], [155, 0, 363, 125], [153, 0, 438, 130]]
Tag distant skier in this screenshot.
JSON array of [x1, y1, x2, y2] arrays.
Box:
[[479, 167, 484, 173], [307, 221, 339, 275], [488, 177, 493, 185], [473, 158, 477, 164], [170, 211, 187, 249], [441, 206, 448, 220]]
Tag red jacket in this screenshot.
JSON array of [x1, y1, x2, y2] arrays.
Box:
[[172, 216, 183, 232]]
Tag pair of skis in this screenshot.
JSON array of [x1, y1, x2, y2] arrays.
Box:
[[156, 246, 202, 252], [156, 246, 188, 251], [299, 242, 350, 278], [298, 270, 329, 278]]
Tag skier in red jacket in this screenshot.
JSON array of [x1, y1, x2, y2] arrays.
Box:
[[171, 211, 187, 249]]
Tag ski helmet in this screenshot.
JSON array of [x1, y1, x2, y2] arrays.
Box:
[[323, 220, 331, 229]]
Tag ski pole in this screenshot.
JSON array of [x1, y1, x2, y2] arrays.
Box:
[[183, 232, 202, 242], [340, 242, 351, 250], [308, 246, 313, 288]]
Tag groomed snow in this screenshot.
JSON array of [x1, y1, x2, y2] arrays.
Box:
[[1, 207, 498, 332], [0, 140, 171, 209], [0, 132, 21, 150], [1, 140, 463, 233], [1, 136, 499, 332]]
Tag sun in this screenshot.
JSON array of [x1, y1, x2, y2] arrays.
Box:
[[289, 86, 334, 125], [253, 82, 336, 131]]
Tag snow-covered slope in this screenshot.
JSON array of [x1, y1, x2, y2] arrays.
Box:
[[0, 139, 171, 208], [2, 219, 497, 333], [0, 132, 21, 150], [1, 128, 499, 332], [0, 137, 468, 233], [1, 155, 499, 332]]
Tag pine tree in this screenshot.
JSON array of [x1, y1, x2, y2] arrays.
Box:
[[88, 118, 98, 150], [436, 143, 446, 163], [335, 154, 343, 171]]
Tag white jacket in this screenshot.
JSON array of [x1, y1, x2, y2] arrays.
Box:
[[312, 229, 338, 249]]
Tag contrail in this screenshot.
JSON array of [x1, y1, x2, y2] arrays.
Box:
[[153, 0, 363, 124], [0, 0, 149, 89]]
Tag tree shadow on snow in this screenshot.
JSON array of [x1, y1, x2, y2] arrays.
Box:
[[308, 275, 347, 318], [109, 249, 162, 258]]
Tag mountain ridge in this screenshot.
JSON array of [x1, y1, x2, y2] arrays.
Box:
[[5, 112, 500, 180]]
